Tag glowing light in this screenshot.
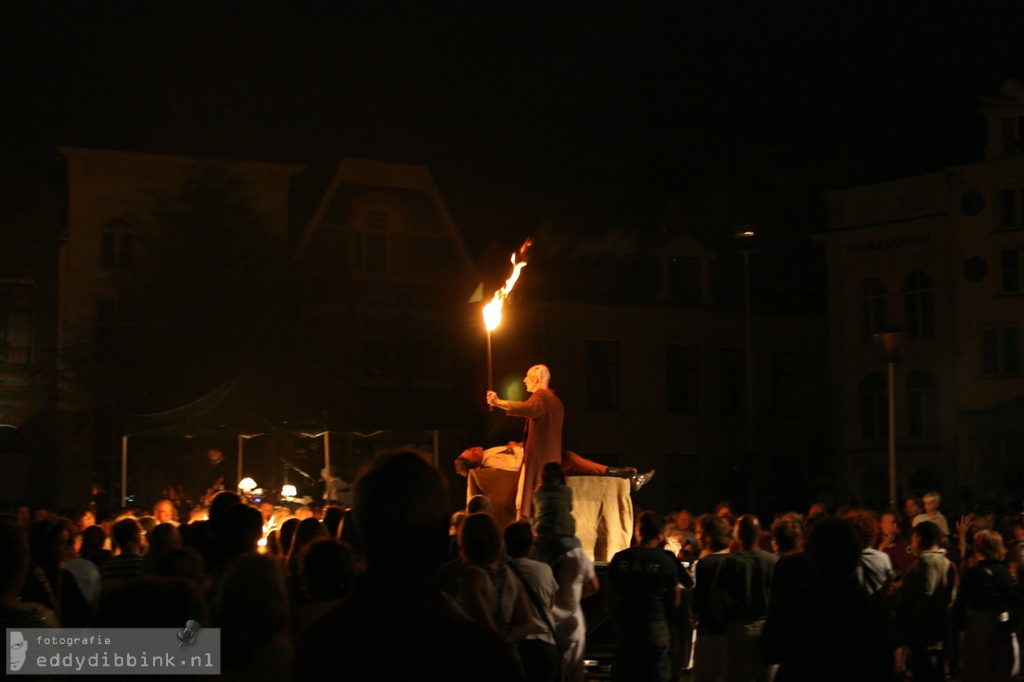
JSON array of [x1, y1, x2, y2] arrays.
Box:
[[238, 477, 257, 493], [483, 238, 532, 332], [281, 484, 297, 498]]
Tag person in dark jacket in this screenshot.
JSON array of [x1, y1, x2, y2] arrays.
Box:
[[954, 529, 1019, 682]]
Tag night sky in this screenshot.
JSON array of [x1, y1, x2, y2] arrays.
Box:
[[5, 3, 1024, 253]]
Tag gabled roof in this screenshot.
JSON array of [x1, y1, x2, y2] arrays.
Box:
[[292, 157, 477, 274]]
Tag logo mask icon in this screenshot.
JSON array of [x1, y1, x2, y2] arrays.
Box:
[[176, 620, 201, 647], [10, 631, 27, 671]]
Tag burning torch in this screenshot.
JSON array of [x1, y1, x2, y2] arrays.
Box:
[[483, 238, 532, 405]]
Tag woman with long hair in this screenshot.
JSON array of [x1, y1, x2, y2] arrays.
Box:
[[457, 513, 533, 652]]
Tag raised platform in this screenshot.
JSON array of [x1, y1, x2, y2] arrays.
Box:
[[466, 468, 634, 562]]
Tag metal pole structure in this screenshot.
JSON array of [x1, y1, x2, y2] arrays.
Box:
[[237, 433, 244, 493], [323, 430, 331, 482], [743, 250, 754, 458], [121, 434, 128, 508], [887, 360, 897, 507], [874, 326, 908, 508], [432, 429, 440, 469], [733, 225, 757, 510], [487, 328, 494, 411]]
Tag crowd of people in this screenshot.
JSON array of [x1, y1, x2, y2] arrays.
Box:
[[2, 453, 1023, 682], [629, 492, 1021, 682]]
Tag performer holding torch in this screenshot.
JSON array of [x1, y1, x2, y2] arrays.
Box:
[[487, 364, 564, 521]]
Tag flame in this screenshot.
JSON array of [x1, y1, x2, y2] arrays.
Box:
[[483, 238, 532, 331]]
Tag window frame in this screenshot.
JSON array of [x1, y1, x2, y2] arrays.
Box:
[[0, 280, 34, 367], [981, 326, 1020, 377], [858, 372, 888, 440], [903, 271, 935, 339], [855, 278, 887, 343], [666, 344, 700, 415], [906, 369, 938, 438]]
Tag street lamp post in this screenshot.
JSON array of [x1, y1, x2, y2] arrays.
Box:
[[729, 226, 757, 509], [735, 226, 756, 458], [873, 326, 909, 507]]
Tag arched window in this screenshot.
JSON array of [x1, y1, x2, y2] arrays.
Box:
[[904, 271, 934, 339], [855, 278, 886, 342], [858, 373, 888, 439], [352, 208, 393, 275], [101, 217, 133, 269], [907, 370, 938, 438]]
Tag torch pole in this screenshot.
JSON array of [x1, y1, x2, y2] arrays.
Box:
[[487, 329, 494, 411]]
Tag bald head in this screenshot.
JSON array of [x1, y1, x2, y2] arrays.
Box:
[[736, 514, 762, 550], [524, 365, 551, 393]]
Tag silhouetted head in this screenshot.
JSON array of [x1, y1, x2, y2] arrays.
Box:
[[350, 448, 450, 575], [735, 514, 761, 549], [912, 520, 942, 552], [805, 516, 861, 579], [698, 514, 732, 552], [503, 520, 533, 559], [637, 510, 666, 544], [459, 512, 502, 566], [540, 461, 566, 487]]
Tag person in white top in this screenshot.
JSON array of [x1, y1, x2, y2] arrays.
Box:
[[912, 491, 950, 539], [552, 544, 599, 682], [505, 520, 562, 682]]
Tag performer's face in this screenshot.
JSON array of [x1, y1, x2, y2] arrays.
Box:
[[524, 371, 540, 393]]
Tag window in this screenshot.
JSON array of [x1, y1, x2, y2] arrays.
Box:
[[997, 188, 1024, 229], [667, 257, 701, 305], [903, 271, 934, 339], [585, 341, 620, 411], [0, 282, 33, 365], [771, 351, 802, 417], [982, 327, 1020, 376], [666, 345, 700, 414], [855, 278, 886, 342], [1002, 248, 1024, 293], [101, 217, 133, 269], [907, 370, 938, 438], [352, 209, 392, 274], [719, 347, 746, 416], [1003, 116, 1024, 153], [858, 373, 888, 440]]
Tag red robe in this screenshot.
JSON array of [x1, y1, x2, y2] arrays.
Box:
[[505, 387, 564, 519]]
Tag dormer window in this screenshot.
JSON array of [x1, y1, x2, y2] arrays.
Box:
[[352, 209, 392, 274], [101, 217, 133, 269]]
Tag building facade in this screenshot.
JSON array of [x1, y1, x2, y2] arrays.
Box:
[[820, 79, 1024, 510]]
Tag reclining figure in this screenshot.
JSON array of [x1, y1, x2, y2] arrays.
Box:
[[455, 442, 654, 492]]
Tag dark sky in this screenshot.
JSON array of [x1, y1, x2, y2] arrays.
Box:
[[5, 3, 1024, 251]]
